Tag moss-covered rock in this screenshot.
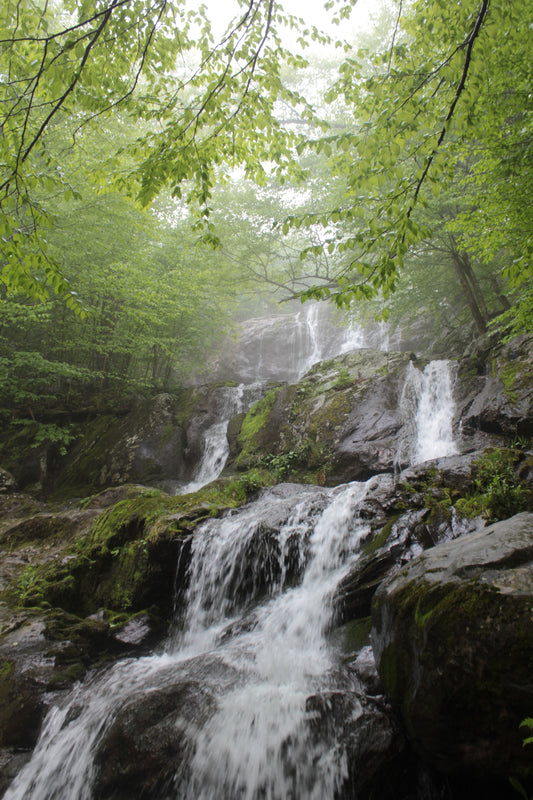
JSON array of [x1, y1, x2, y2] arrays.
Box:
[[371, 512, 533, 788], [456, 333, 533, 449], [229, 349, 412, 483], [3, 474, 266, 619], [0, 658, 44, 748], [234, 386, 292, 470], [51, 393, 187, 498]]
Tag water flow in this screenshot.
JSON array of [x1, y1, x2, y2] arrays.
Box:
[[398, 360, 458, 466], [217, 304, 367, 384], [181, 383, 262, 494], [5, 481, 373, 800], [298, 305, 366, 378], [178, 480, 372, 799], [297, 304, 323, 377]]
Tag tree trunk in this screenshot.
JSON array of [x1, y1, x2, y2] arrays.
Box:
[[450, 250, 487, 334]]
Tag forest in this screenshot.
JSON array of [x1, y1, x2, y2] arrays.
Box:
[[0, 0, 531, 448], [0, 3, 532, 798]]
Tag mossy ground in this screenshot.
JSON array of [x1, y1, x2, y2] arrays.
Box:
[[235, 388, 284, 469], [4, 473, 267, 619]]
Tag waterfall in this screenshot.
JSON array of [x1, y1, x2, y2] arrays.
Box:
[[208, 303, 367, 384], [4, 481, 374, 800], [338, 317, 366, 354], [180, 383, 263, 494], [398, 360, 458, 466], [297, 304, 323, 377]]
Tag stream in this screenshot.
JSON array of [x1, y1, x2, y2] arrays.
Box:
[[3, 311, 460, 800]]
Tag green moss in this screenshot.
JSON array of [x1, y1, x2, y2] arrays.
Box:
[[159, 421, 175, 447], [456, 448, 527, 522], [7, 479, 257, 616], [378, 575, 533, 729], [235, 388, 283, 468], [238, 389, 280, 442], [363, 516, 400, 555], [343, 617, 372, 652], [333, 367, 352, 389], [500, 362, 520, 401], [307, 390, 352, 440], [414, 596, 437, 628], [0, 660, 14, 692]]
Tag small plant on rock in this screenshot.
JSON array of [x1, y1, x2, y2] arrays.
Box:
[[509, 718, 533, 799]]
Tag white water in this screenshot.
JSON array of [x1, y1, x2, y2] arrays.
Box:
[[295, 305, 368, 379], [398, 360, 458, 466], [212, 303, 368, 384], [180, 383, 263, 494], [4, 349, 463, 798], [4, 481, 373, 800]]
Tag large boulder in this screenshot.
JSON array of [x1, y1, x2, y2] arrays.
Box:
[[57, 393, 187, 495], [455, 333, 533, 449], [230, 349, 412, 483], [93, 668, 221, 799], [371, 512, 533, 791]]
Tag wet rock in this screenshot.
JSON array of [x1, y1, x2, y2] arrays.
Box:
[[0, 750, 32, 799], [0, 658, 45, 749], [229, 349, 412, 482], [371, 512, 533, 788], [305, 688, 411, 800], [111, 612, 166, 649], [332, 374, 407, 480], [334, 465, 484, 627], [94, 679, 215, 799], [0, 468, 15, 493], [93, 655, 240, 799], [398, 451, 481, 493], [54, 393, 187, 496], [455, 334, 533, 447]]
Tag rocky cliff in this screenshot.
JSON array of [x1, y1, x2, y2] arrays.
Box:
[[0, 331, 531, 797]]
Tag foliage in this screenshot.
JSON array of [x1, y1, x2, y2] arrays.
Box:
[[333, 366, 352, 389], [0, 117, 252, 418], [510, 719, 533, 800], [521, 719, 533, 748], [14, 421, 78, 456], [260, 448, 305, 480], [455, 449, 527, 523], [1, 0, 531, 422], [0, 0, 327, 301], [232, 469, 271, 496], [293, 0, 531, 334]]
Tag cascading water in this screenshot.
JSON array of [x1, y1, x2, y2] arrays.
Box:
[[4, 481, 375, 800], [297, 304, 323, 378], [180, 382, 263, 494], [398, 359, 459, 466], [208, 303, 367, 384]]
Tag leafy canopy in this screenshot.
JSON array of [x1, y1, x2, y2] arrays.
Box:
[[0, 0, 330, 300], [1, 0, 531, 335]]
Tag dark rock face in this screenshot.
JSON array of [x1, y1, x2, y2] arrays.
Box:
[[371, 512, 533, 788], [0, 656, 45, 749], [93, 653, 245, 799], [52, 393, 186, 496], [333, 372, 410, 481], [333, 457, 485, 627], [93, 677, 217, 799], [305, 689, 410, 800], [455, 334, 533, 448]]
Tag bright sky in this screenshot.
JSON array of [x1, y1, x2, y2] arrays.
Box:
[[204, 0, 376, 49], [282, 0, 375, 35]]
